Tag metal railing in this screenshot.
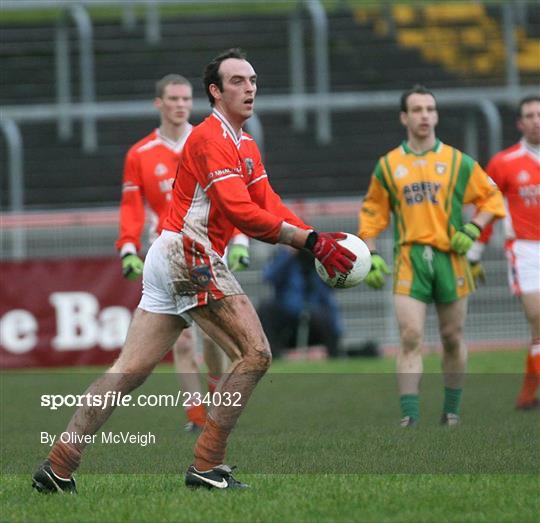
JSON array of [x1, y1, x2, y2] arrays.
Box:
[[289, 1, 331, 144], [2, 86, 539, 215], [0, 99, 265, 259], [1, 1, 530, 153], [2, 0, 329, 151], [2, 1, 537, 222], [55, 3, 97, 152], [502, 1, 521, 90]]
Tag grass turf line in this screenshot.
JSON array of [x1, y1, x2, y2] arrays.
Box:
[[2, 350, 538, 522], [2, 474, 539, 523]]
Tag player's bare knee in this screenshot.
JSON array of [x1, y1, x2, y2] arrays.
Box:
[[244, 345, 272, 372], [172, 340, 193, 360], [440, 326, 463, 352], [255, 335, 272, 370], [257, 347, 272, 371], [441, 334, 462, 353], [400, 326, 422, 352]]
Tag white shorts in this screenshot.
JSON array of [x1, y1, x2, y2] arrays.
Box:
[[138, 231, 244, 322], [506, 239, 540, 295]]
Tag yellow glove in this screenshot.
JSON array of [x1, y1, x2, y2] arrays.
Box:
[[364, 253, 391, 289], [469, 261, 486, 285], [450, 223, 481, 255], [122, 254, 144, 281], [227, 245, 250, 272]]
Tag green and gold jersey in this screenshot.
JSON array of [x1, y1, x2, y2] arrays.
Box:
[[359, 139, 506, 252]]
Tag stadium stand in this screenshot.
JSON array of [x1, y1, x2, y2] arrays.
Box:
[[0, 5, 538, 209], [357, 2, 540, 81]]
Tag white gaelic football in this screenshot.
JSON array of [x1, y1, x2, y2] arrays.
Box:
[[315, 233, 371, 289]]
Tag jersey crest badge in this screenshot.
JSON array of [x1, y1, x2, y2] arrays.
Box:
[[394, 165, 408, 179], [244, 158, 254, 176], [435, 162, 447, 175], [154, 163, 168, 176], [518, 170, 530, 183]]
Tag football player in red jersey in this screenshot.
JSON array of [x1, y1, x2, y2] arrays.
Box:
[[33, 49, 355, 493], [116, 74, 249, 432], [468, 96, 540, 410]]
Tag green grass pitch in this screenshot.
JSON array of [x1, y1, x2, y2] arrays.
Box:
[[1, 350, 539, 522]]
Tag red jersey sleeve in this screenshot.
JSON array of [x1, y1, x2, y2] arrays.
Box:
[[191, 139, 284, 243], [115, 149, 146, 253], [247, 153, 311, 230]]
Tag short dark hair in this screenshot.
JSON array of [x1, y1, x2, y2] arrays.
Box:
[[400, 84, 436, 113], [203, 48, 247, 106], [518, 95, 540, 118], [155, 74, 191, 98]]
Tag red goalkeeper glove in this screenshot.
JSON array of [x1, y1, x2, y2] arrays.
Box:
[[304, 231, 356, 278]]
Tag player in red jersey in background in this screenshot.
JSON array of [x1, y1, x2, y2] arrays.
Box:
[[32, 48, 355, 493], [116, 73, 250, 431], [468, 96, 540, 410]]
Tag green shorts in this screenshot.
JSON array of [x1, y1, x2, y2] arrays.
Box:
[[393, 244, 474, 304]]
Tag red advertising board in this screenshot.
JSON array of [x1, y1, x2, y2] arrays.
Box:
[[0, 257, 163, 368]]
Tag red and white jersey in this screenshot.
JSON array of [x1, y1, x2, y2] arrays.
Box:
[[163, 109, 309, 256], [116, 126, 192, 255], [479, 140, 540, 244]]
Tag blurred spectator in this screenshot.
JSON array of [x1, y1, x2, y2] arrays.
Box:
[[258, 247, 344, 358]]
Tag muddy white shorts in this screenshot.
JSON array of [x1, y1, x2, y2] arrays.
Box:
[[506, 239, 540, 295], [138, 230, 244, 322]]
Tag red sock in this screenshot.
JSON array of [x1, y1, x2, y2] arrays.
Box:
[[207, 374, 220, 395], [517, 343, 540, 404], [193, 417, 230, 471], [48, 441, 81, 479], [186, 404, 206, 427], [531, 339, 540, 374]]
